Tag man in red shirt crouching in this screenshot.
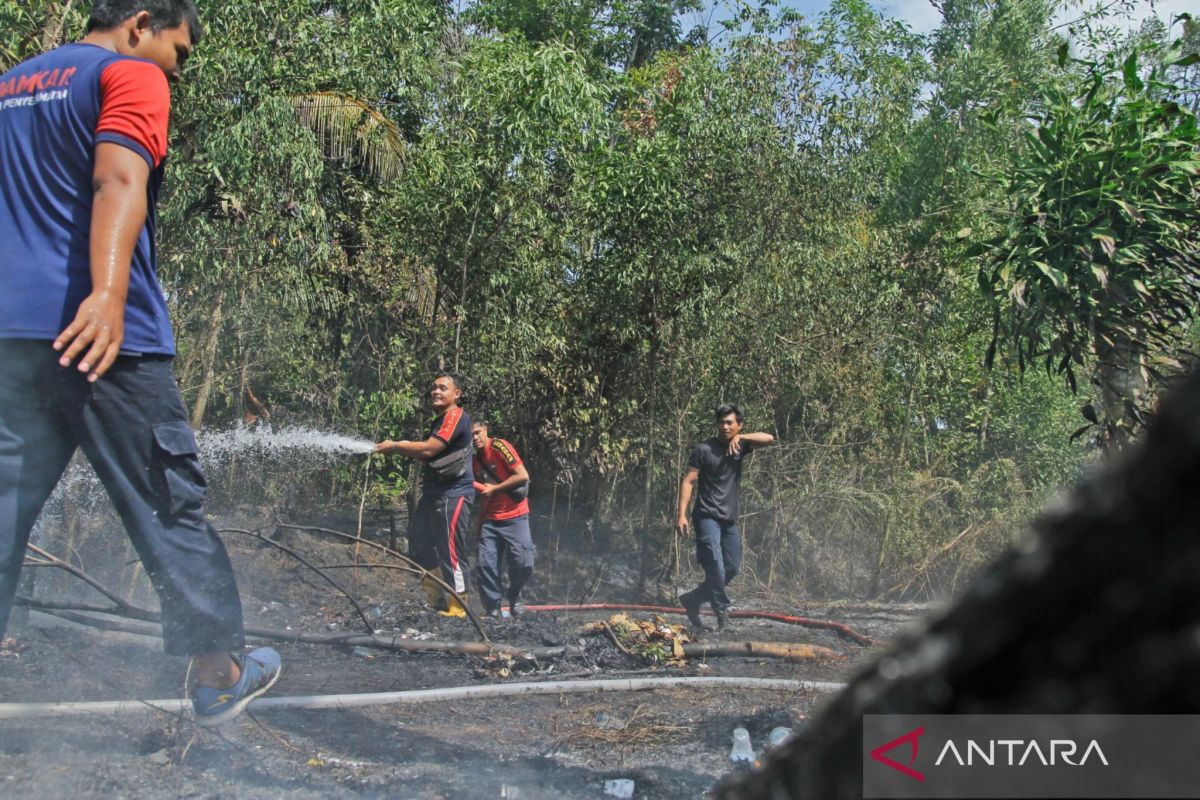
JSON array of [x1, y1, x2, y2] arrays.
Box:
[[471, 419, 533, 618]]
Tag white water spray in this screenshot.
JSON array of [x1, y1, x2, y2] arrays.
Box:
[[198, 424, 376, 458], [41, 423, 375, 512]]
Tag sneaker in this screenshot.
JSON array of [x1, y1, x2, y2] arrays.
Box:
[[679, 590, 705, 629], [191, 647, 282, 727], [508, 601, 525, 618], [484, 606, 503, 620]]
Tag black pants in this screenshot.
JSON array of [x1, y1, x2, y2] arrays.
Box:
[[408, 493, 471, 593], [0, 340, 245, 656]]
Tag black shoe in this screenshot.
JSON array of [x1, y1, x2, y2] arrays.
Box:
[[680, 591, 705, 629], [715, 610, 732, 630]]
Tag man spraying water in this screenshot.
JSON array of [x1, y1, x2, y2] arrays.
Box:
[[375, 372, 475, 616]]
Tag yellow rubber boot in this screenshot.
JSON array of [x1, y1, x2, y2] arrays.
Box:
[[420, 575, 449, 611], [440, 592, 468, 618]]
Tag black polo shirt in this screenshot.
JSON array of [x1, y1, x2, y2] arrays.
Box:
[[688, 437, 745, 522]]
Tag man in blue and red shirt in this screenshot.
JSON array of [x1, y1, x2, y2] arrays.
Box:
[[471, 418, 533, 618], [0, 1, 279, 726], [375, 372, 475, 616]]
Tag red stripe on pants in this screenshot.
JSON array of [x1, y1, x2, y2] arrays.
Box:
[[448, 496, 465, 570]]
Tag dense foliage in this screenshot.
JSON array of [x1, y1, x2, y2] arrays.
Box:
[[4, 0, 1195, 600]]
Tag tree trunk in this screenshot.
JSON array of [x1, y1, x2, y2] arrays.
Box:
[[1095, 331, 1148, 447], [638, 307, 659, 598], [39, 0, 74, 52], [189, 288, 225, 429]]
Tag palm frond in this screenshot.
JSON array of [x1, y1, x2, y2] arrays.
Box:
[[289, 92, 407, 181]]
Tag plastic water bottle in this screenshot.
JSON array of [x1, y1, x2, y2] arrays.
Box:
[[767, 726, 794, 749], [729, 727, 755, 764], [603, 779, 635, 798]]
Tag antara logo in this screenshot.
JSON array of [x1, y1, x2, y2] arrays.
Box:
[[869, 726, 1109, 783], [935, 738, 1108, 767], [871, 726, 926, 781]]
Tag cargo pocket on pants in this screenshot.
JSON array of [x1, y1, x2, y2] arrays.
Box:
[[152, 421, 208, 518], [508, 540, 536, 570]]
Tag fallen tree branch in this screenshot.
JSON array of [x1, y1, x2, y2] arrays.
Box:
[[24, 600, 845, 664], [218, 527, 374, 634], [681, 641, 844, 662], [268, 517, 488, 642], [27, 605, 581, 659], [521, 603, 872, 646], [16, 596, 157, 621], [24, 544, 140, 614]]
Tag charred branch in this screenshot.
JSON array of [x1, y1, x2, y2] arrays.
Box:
[[268, 517, 489, 642]]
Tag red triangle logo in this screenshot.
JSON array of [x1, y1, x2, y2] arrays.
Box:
[[870, 726, 926, 781]]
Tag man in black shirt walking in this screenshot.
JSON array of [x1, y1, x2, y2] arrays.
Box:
[[676, 403, 774, 629]]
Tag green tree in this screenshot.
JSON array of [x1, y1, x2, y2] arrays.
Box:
[[978, 38, 1200, 445]]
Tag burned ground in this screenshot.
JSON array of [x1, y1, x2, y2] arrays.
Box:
[[0, 517, 920, 799]]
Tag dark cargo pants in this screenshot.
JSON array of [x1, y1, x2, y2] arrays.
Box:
[[475, 513, 534, 610], [0, 340, 245, 655]]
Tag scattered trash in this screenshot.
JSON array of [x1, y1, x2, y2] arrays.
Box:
[[594, 711, 624, 730], [729, 726, 755, 764], [474, 650, 541, 679], [351, 646, 374, 658], [500, 784, 522, 799], [0, 637, 26, 658], [767, 726, 794, 749], [603, 778, 635, 798], [146, 749, 170, 766], [369, 606, 384, 620], [580, 613, 692, 664], [400, 628, 434, 641]]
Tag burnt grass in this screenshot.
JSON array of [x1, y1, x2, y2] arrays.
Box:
[[0, 516, 923, 799]]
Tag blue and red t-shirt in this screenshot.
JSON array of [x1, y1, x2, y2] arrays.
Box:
[[421, 406, 475, 498], [0, 43, 175, 354]]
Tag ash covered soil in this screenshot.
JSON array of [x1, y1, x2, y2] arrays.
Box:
[[0, 522, 928, 799]]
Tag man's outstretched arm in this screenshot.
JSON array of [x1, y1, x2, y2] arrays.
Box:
[[729, 431, 775, 455], [374, 436, 448, 459]]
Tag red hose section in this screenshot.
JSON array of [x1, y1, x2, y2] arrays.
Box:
[[514, 603, 873, 646]]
